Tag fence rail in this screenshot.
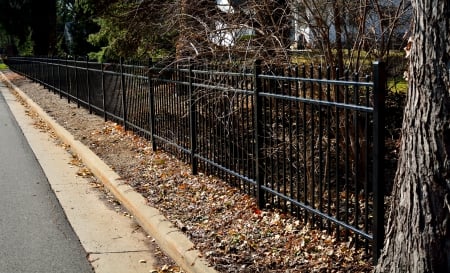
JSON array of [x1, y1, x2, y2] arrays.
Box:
[[5, 56, 386, 261]]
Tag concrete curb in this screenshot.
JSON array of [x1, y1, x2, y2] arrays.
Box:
[[0, 71, 218, 273]]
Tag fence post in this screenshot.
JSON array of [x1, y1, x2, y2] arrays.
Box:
[[372, 61, 386, 262], [147, 58, 157, 151], [189, 59, 198, 175], [120, 57, 128, 130], [254, 60, 265, 209]]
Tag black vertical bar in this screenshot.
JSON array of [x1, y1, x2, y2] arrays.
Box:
[[274, 67, 281, 208], [326, 66, 332, 233], [239, 73, 245, 186], [294, 65, 301, 218], [34, 58, 41, 82], [245, 76, 251, 192], [309, 64, 315, 223], [51, 56, 55, 92], [40, 57, 43, 84], [189, 59, 198, 174], [177, 64, 182, 152], [139, 63, 144, 131], [254, 60, 265, 209], [34, 57, 37, 80], [55, 57, 61, 96], [353, 72, 360, 248], [344, 69, 350, 239], [318, 64, 324, 229], [169, 64, 175, 149], [29, 58, 33, 80], [128, 61, 134, 128], [26, 58, 30, 79], [120, 58, 127, 130], [287, 66, 294, 215], [364, 74, 371, 252], [46, 56, 50, 88], [372, 61, 386, 262], [155, 65, 162, 153], [53, 57, 61, 94], [66, 55, 70, 103], [302, 64, 308, 221], [39, 57, 43, 84], [135, 61, 141, 132], [335, 66, 341, 241], [177, 65, 181, 150], [101, 60, 107, 121], [43, 57, 46, 84], [247, 70, 254, 193], [50, 56, 55, 93], [41, 57, 44, 84], [138, 62, 145, 131], [281, 67, 287, 210], [57, 57, 61, 98], [86, 56, 91, 114], [148, 59, 157, 151], [36, 57, 39, 83], [74, 56, 80, 108], [266, 66, 274, 206]]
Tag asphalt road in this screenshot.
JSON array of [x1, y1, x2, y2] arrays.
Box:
[[0, 82, 93, 273]]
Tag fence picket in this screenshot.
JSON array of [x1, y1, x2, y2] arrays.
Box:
[[5, 56, 386, 261]]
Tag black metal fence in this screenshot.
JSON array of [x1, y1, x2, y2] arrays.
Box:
[[5, 56, 386, 261]]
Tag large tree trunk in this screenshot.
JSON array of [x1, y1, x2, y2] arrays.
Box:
[[375, 1, 450, 272]]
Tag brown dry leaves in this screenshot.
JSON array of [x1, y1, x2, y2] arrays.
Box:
[[9, 72, 373, 273], [149, 264, 184, 273], [79, 119, 373, 273]]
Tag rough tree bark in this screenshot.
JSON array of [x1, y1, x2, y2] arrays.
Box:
[[375, 1, 450, 272]]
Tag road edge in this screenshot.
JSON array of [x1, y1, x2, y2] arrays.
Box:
[[0, 71, 218, 273]]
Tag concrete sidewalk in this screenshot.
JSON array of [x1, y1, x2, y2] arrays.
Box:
[[0, 81, 94, 272], [0, 71, 217, 273], [1, 77, 160, 273]]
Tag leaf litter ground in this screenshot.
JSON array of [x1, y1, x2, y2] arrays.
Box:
[[5, 71, 373, 273]]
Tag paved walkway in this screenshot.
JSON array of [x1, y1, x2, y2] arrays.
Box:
[[0, 70, 217, 273], [0, 82, 93, 272]]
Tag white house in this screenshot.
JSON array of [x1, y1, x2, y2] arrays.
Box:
[[212, 0, 411, 50]]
